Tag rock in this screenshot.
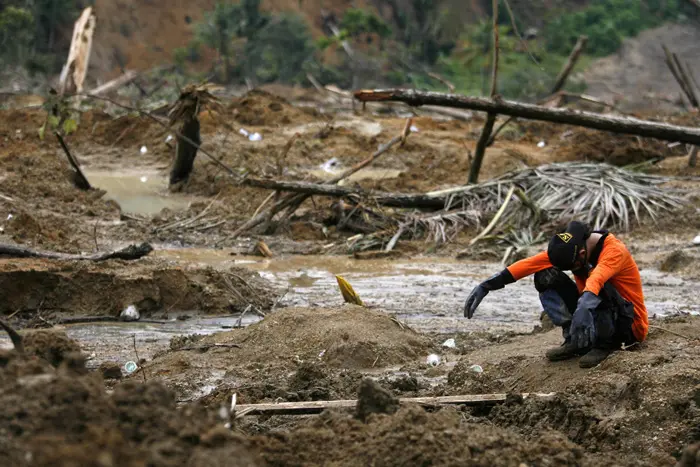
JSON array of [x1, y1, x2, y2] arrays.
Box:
[[120, 305, 140, 321], [355, 378, 399, 422], [99, 362, 123, 380]]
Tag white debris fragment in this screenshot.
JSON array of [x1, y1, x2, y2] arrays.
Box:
[[7, 214, 13, 221], [140, 145, 148, 154], [239, 128, 250, 137], [320, 157, 341, 172], [165, 134, 174, 143], [248, 132, 262, 142], [410, 125, 419, 133], [537, 141, 546, 148], [426, 354, 440, 366], [442, 338, 456, 348], [140, 176, 148, 183], [693, 234, 700, 245], [120, 305, 140, 321], [469, 364, 484, 374], [124, 361, 138, 374]]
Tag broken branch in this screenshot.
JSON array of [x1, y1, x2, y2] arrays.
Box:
[[0, 242, 153, 261], [353, 89, 700, 145], [550, 35, 588, 95], [55, 132, 92, 190]]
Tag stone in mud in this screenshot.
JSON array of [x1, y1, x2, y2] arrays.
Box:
[[100, 361, 123, 380], [660, 250, 692, 272], [356, 378, 399, 421]]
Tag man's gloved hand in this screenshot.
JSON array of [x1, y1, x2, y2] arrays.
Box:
[[570, 291, 602, 348], [464, 269, 515, 319]]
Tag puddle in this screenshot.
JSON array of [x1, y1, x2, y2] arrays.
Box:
[[4, 249, 699, 368], [84, 170, 196, 216]]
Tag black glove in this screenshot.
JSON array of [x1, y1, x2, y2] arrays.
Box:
[[570, 291, 601, 348], [464, 269, 515, 319]]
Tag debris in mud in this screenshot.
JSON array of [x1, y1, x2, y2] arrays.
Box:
[[355, 378, 399, 421], [447, 360, 505, 394], [100, 361, 123, 380], [231, 90, 319, 126]]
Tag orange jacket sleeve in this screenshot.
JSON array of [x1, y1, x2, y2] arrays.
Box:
[[506, 251, 553, 281], [583, 242, 625, 296]]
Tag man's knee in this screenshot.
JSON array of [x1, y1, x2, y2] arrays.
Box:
[[534, 268, 570, 293]]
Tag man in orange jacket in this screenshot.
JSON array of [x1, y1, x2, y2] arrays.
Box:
[[464, 220, 648, 368]]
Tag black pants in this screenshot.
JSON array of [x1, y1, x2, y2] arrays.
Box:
[[534, 268, 637, 349]]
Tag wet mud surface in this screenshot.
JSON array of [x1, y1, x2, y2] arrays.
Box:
[[2, 88, 700, 465]]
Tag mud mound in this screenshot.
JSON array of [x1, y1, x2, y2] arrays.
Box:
[[355, 378, 399, 421], [230, 90, 319, 126], [447, 359, 507, 394], [252, 405, 590, 466], [554, 129, 687, 166], [660, 249, 693, 272], [223, 306, 429, 369], [23, 329, 82, 367], [0, 258, 277, 318], [0, 351, 259, 467]]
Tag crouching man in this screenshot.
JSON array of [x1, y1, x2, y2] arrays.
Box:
[[464, 221, 648, 368]]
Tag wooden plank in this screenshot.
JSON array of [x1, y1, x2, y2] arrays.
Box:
[[234, 392, 556, 416]]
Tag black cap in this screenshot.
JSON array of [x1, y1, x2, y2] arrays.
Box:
[[547, 221, 589, 270]]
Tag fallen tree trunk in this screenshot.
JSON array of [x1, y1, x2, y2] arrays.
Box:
[[243, 178, 446, 209], [0, 242, 153, 261], [235, 392, 556, 416], [354, 89, 700, 145]]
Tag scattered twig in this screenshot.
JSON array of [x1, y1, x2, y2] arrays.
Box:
[[180, 343, 242, 351], [132, 334, 147, 382], [649, 324, 695, 340], [92, 221, 99, 252], [469, 185, 516, 245], [550, 35, 588, 95]]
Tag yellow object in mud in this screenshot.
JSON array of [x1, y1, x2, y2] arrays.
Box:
[[335, 275, 365, 307]]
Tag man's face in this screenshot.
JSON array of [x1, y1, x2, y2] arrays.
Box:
[[571, 247, 587, 273]]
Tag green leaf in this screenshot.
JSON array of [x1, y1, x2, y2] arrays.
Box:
[[47, 115, 60, 129], [38, 121, 46, 140], [62, 118, 78, 135]]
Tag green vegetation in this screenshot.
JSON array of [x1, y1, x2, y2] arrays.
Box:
[[544, 0, 694, 56], [0, 0, 85, 73], [177, 0, 696, 99]]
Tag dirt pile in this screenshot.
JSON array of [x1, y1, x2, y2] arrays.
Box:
[[0, 257, 278, 318], [553, 128, 689, 166], [23, 329, 83, 367], [229, 90, 320, 127], [251, 405, 592, 466], [0, 348, 259, 467], [144, 306, 429, 402]]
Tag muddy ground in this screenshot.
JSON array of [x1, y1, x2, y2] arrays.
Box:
[[2, 87, 700, 465]]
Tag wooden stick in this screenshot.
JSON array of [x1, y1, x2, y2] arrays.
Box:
[[469, 184, 516, 245], [0, 242, 153, 261], [0, 319, 25, 354], [234, 392, 557, 417], [470, 0, 500, 184], [353, 89, 700, 145], [550, 36, 588, 95], [55, 132, 92, 190]]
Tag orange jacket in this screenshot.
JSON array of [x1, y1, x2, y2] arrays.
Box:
[[506, 233, 648, 342]]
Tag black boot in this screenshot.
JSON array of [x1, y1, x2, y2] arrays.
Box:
[[579, 348, 612, 368], [545, 340, 589, 362]]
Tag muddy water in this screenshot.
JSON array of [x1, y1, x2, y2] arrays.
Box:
[[4, 249, 698, 369], [84, 170, 196, 216]]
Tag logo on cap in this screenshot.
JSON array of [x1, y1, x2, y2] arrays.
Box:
[[557, 233, 573, 243]]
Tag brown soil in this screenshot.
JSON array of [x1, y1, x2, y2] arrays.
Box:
[[144, 305, 429, 402], [0, 257, 278, 319]]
